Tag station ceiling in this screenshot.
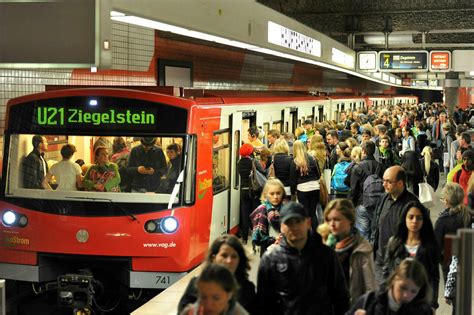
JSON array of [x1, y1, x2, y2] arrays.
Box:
[[257, 0, 474, 50]]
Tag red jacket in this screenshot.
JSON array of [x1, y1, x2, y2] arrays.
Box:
[[453, 164, 472, 205]]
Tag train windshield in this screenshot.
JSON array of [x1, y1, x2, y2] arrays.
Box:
[[5, 134, 186, 205], [2, 94, 194, 215]]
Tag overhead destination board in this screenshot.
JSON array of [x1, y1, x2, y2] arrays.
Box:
[[379, 51, 428, 72]]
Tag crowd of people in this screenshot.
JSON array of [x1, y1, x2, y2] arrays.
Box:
[[181, 103, 474, 314], [22, 136, 181, 194]]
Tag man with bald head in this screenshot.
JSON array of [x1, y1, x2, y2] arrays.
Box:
[[370, 165, 418, 284]]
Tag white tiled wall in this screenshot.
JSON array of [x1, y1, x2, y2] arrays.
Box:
[[0, 21, 157, 154]]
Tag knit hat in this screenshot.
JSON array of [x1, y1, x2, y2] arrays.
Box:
[[239, 143, 254, 157]]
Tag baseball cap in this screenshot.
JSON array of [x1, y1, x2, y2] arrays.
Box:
[[280, 201, 308, 224]]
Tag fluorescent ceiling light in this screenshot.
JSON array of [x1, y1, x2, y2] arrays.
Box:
[[364, 34, 414, 45]]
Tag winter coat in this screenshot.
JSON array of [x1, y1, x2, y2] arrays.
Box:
[[347, 234, 377, 304], [420, 158, 440, 191], [238, 157, 265, 189], [289, 153, 321, 195], [272, 153, 293, 187], [257, 233, 350, 315], [178, 275, 256, 315], [349, 157, 383, 206], [345, 287, 432, 315], [371, 190, 418, 261], [383, 237, 440, 308]]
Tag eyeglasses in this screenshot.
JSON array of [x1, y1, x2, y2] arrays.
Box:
[[382, 179, 398, 184]]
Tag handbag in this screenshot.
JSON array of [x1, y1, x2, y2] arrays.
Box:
[[418, 180, 436, 209], [249, 159, 267, 194], [316, 160, 329, 207], [319, 175, 329, 207]]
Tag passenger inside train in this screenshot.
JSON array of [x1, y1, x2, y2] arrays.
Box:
[[12, 134, 185, 201]]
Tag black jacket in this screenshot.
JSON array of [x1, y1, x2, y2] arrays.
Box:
[[349, 157, 383, 206], [273, 153, 294, 187], [126, 145, 167, 192], [382, 237, 440, 308], [434, 208, 469, 261], [22, 149, 48, 189], [238, 157, 265, 189], [346, 287, 432, 315], [421, 158, 440, 191], [257, 233, 350, 315], [178, 275, 256, 314], [371, 189, 418, 262], [289, 153, 321, 194]]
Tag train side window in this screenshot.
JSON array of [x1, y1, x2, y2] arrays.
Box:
[[212, 131, 230, 194], [263, 123, 270, 145], [272, 121, 282, 132]]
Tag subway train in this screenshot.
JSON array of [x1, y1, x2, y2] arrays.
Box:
[[0, 87, 417, 311]]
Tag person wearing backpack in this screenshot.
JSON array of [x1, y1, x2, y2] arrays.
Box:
[[349, 141, 385, 241], [331, 142, 351, 198]]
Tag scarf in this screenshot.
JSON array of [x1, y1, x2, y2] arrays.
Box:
[[327, 229, 357, 263], [250, 200, 281, 245]]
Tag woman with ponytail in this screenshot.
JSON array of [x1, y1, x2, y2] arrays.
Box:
[[420, 146, 439, 191]]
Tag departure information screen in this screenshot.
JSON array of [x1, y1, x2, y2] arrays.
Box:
[[379, 51, 428, 72]]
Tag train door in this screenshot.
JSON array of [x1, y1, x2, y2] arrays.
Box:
[[317, 105, 324, 122], [289, 108, 298, 134], [210, 130, 231, 240], [229, 112, 242, 233]]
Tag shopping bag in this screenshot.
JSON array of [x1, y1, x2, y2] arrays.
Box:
[[418, 182, 436, 209]]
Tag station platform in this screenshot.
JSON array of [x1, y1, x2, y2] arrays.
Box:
[[132, 175, 453, 315]]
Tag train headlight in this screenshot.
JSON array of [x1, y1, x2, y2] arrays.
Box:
[[144, 217, 179, 234], [145, 220, 157, 233], [161, 217, 179, 234], [18, 215, 28, 227], [2, 210, 16, 226]]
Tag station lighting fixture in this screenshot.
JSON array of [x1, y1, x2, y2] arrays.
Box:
[[110, 11, 409, 89], [2, 210, 28, 227]]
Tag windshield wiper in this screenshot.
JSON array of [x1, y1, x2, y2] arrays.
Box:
[[67, 196, 138, 221]]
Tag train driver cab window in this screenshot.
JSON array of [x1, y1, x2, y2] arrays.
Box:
[[5, 134, 186, 204], [212, 131, 230, 194]]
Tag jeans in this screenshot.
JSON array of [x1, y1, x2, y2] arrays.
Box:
[[355, 204, 374, 241]]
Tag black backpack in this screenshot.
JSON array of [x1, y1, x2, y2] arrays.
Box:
[[360, 163, 384, 209]]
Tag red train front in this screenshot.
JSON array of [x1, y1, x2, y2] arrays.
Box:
[[0, 88, 218, 311]]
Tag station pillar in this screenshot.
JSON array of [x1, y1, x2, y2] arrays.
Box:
[[444, 72, 459, 115]]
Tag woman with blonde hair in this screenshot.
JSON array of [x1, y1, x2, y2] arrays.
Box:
[[324, 199, 376, 304], [421, 146, 440, 191], [250, 178, 286, 255], [290, 140, 321, 229], [307, 134, 327, 171], [295, 126, 308, 144]]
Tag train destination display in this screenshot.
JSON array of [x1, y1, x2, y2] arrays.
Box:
[[379, 51, 428, 72]]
